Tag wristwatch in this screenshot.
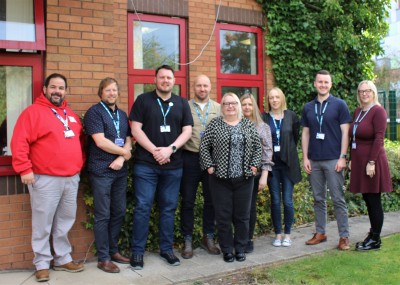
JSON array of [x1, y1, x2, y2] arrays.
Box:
[[170, 145, 177, 153], [340, 154, 347, 159]]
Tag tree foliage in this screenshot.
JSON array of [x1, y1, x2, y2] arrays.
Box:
[[256, 0, 390, 114]]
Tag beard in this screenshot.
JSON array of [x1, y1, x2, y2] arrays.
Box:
[[49, 92, 64, 106]]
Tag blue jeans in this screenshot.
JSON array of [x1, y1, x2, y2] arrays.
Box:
[[180, 150, 215, 238], [268, 168, 294, 235], [131, 163, 182, 254], [90, 174, 127, 262]]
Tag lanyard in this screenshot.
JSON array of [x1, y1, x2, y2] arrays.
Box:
[[50, 108, 69, 130], [157, 98, 172, 126], [352, 105, 374, 141], [192, 99, 210, 129], [271, 112, 283, 145], [100, 101, 120, 138], [315, 101, 328, 133]]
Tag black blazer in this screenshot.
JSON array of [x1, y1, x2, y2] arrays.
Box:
[[263, 110, 302, 184]]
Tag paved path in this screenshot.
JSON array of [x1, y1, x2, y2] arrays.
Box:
[[2, 211, 399, 285]]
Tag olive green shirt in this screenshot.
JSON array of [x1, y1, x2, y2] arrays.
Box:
[[183, 99, 220, 153]]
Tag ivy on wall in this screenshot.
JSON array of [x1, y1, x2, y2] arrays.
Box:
[[256, 0, 391, 114]]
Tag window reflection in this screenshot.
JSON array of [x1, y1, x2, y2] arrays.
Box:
[[133, 21, 180, 71], [220, 30, 257, 74], [0, 0, 35, 42], [0, 65, 32, 155], [221, 86, 259, 102]]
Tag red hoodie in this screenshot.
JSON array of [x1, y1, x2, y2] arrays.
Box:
[[11, 94, 84, 176]]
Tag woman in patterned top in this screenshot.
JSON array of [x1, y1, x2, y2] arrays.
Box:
[[240, 94, 274, 253], [200, 92, 262, 263]]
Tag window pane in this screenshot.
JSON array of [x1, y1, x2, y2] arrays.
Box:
[[0, 0, 35, 42], [221, 86, 259, 102], [220, 30, 257, 74], [133, 21, 180, 71], [0, 65, 32, 155], [134, 83, 181, 99]]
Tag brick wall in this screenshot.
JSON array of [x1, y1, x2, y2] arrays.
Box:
[[0, 0, 275, 270]]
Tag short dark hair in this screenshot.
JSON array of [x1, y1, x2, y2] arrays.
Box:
[[44, 73, 68, 89], [155, 64, 174, 76], [97, 77, 119, 97], [315, 69, 332, 80]]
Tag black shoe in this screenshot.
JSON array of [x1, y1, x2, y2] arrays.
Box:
[[235, 252, 246, 262], [223, 252, 234, 263], [245, 240, 254, 253], [130, 254, 144, 270], [356, 238, 382, 251], [160, 252, 180, 266]]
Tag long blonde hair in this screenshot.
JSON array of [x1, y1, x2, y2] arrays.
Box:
[[265, 87, 288, 113], [240, 93, 263, 126]]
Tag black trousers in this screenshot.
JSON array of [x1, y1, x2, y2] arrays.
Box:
[[209, 175, 254, 253], [362, 193, 383, 235]]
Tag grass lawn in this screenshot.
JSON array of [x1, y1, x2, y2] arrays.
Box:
[[251, 234, 400, 285]]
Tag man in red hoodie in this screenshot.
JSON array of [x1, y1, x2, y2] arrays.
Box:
[[11, 73, 85, 282]]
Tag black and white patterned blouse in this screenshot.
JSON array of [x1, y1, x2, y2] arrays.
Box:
[[199, 116, 262, 179], [228, 122, 244, 178]]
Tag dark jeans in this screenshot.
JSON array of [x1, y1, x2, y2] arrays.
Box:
[[249, 174, 261, 240], [90, 174, 127, 262], [209, 175, 254, 253], [131, 163, 182, 254], [268, 168, 294, 235], [362, 193, 383, 235], [180, 150, 215, 237]]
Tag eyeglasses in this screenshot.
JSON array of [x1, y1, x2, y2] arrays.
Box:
[[358, 89, 372, 95], [222, 102, 238, 107]]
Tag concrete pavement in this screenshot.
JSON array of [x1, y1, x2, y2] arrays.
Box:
[[2, 211, 399, 285]]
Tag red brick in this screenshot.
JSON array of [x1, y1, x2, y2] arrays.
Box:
[[59, 14, 82, 24], [70, 23, 93, 32], [0, 229, 11, 239]]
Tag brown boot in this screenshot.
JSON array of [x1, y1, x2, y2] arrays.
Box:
[[305, 233, 327, 245], [35, 269, 49, 282], [200, 235, 221, 255], [181, 239, 193, 259]]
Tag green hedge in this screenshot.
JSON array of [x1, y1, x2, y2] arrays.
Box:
[[83, 139, 400, 256]]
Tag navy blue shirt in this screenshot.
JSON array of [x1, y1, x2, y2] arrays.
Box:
[[301, 95, 351, 161], [84, 102, 131, 177], [129, 90, 193, 169]]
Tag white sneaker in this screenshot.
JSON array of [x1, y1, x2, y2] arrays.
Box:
[[272, 239, 282, 247], [282, 239, 292, 247]]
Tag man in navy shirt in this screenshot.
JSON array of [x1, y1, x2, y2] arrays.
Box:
[[301, 70, 351, 250], [84, 78, 132, 273], [129, 65, 193, 269]]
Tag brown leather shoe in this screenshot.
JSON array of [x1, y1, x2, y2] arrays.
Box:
[[111, 252, 130, 264], [181, 239, 193, 259], [53, 261, 84, 272], [35, 269, 49, 282], [305, 233, 327, 245], [200, 236, 221, 255], [338, 237, 350, 250], [97, 260, 120, 273]]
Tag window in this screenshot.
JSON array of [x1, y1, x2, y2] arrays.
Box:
[[216, 24, 264, 109], [0, 0, 45, 50], [128, 14, 187, 107], [0, 53, 43, 175]]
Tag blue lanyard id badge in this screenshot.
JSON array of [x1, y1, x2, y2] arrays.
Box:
[[192, 99, 210, 138], [100, 101, 124, 146], [271, 112, 283, 152], [157, 98, 173, 133], [352, 105, 374, 149], [315, 102, 328, 140]]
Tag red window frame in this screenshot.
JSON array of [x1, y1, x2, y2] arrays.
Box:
[[127, 14, 187, 107], [0, 53, 44, 176], [216, 24, 265, 110], [0, 0, 45, 51]]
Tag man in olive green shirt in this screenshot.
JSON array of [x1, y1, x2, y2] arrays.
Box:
[[180, 75, 221, 259]]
